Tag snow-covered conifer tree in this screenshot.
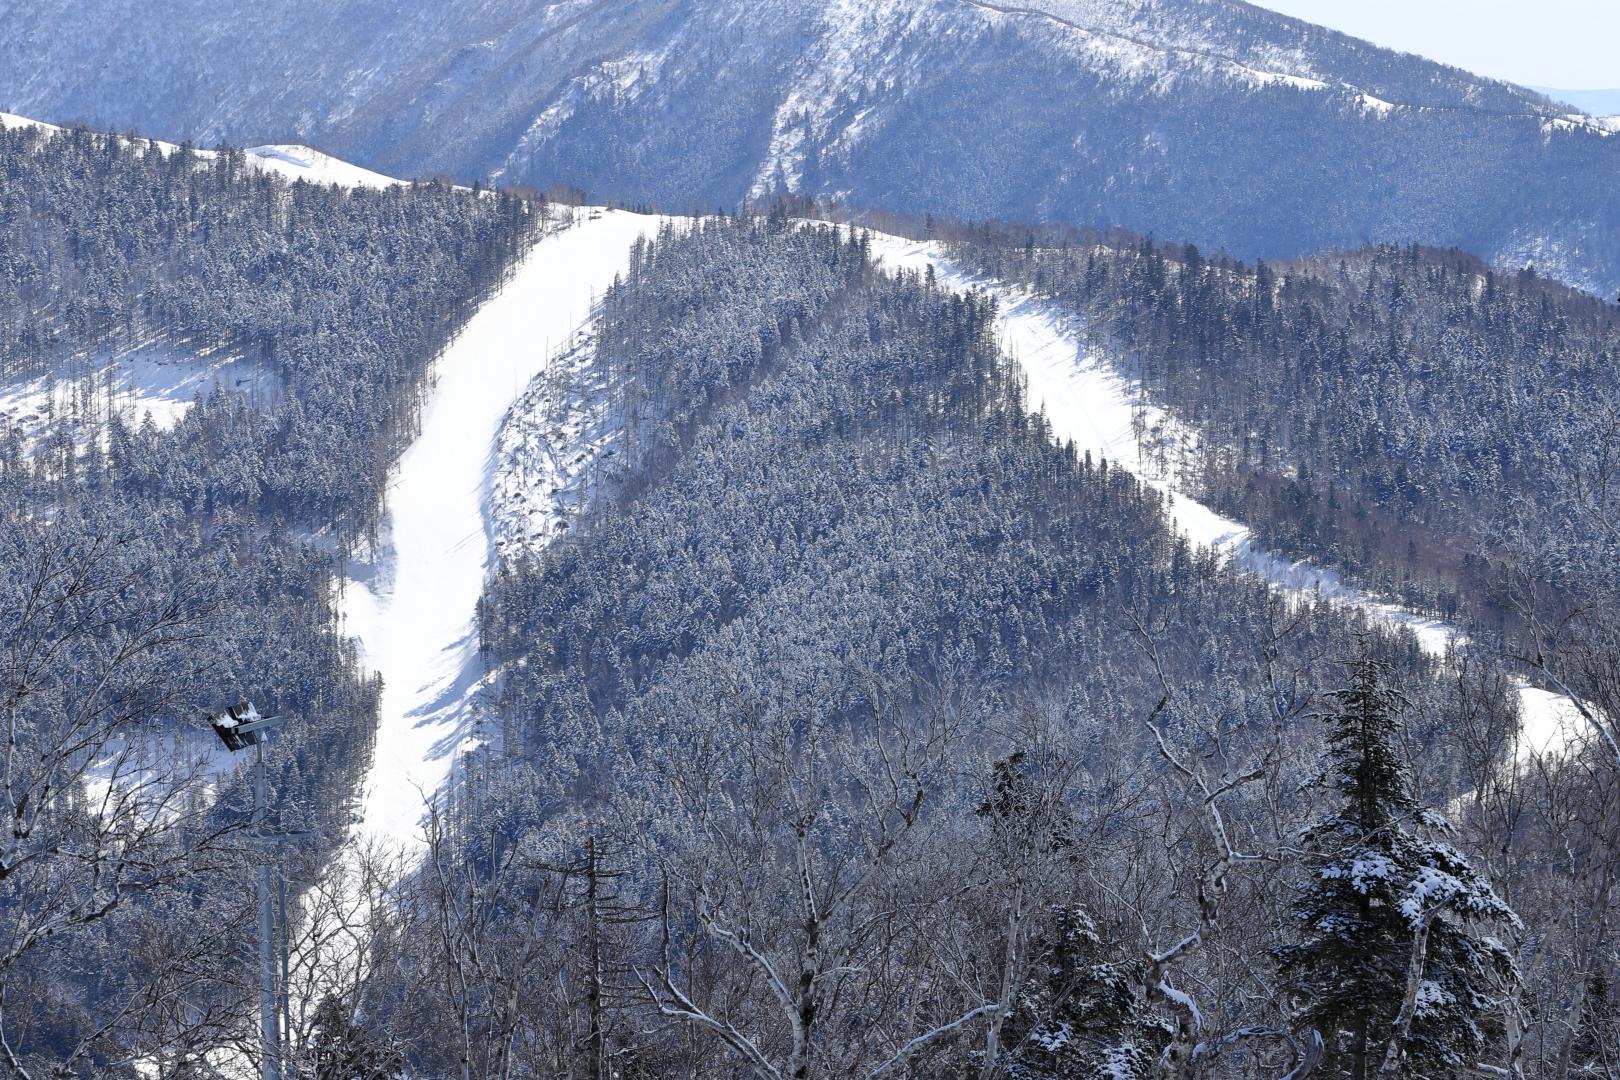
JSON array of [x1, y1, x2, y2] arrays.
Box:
[[1275, 656, 1521, 1079]]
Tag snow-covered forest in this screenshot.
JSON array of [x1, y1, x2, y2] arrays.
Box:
[[943, 225, 1620, 714], [0, 122, 533, 530], [3, 1, 1620, 1073], [0, 123, 535, 1071], [352, 218, 1599, 1077]]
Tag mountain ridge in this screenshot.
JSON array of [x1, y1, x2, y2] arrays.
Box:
[[2, 0, 1616, 288]]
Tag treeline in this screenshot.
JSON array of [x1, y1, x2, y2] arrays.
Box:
[[0, 124, 533, 1070], [296, 218, 1614, 1078]]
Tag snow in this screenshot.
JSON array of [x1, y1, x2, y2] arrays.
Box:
[[1399, 862, 1468, 923], [490, 329, 621, 559], [83, 726, 241, 823], [1514, 684, 1586, 759], [242, 144, 402, 188], [957, 1, 1404, 119], [339, 207, 672, 855], [1, 111, 401, 188], [1320, 853, 1397, 890], [860, 230, 1584, 759], [498, 46, 673, 184], [0, 343, 271, 448], [1155, 979, 1203, 1028], [748, 0, 923, 199], [0, 111, 59, 133], [1543, 115, 1618, 138], [1030, 1021, 1074, 1053], [1413, 980, 1452, 1017]]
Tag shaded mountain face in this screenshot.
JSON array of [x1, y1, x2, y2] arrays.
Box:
[[3, 0, 1618, 293]]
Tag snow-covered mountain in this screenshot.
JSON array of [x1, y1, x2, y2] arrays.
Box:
[[4, 0, 1619, 293]]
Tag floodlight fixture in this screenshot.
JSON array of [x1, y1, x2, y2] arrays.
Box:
[[208, 701, 282, 752]]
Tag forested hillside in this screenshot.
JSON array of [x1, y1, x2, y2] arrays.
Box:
[[271, 217, 1620, 1079], [7, 95, 1620, 1074], [949, 230, 1620, 629], [4, 0, 1620, 293], [0, 122, 532, 533], [0, 123, 533, 1070]]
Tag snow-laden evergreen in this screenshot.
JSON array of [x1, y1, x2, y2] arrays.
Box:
[[1275, 657, 1521, 1078]]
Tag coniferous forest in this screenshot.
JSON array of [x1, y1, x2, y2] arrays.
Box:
[[0, 123, 534, 1070], [367, 220, 1589, 1077], [5, 4, 1620, 1077]]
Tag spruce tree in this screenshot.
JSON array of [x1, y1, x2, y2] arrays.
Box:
[[990, 905, 1170, 1080], [971, 754, 1169, 1079], [1275, 656, 1521, 1079]]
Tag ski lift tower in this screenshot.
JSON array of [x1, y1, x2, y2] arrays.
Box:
[[208, 701, 288, 1080]]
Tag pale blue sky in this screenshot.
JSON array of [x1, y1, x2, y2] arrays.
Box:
[[1250, 0, 1619, 90]]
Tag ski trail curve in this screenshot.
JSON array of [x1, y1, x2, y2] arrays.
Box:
[[340, 208, 667, 854], [862, 231, 1587, 760]]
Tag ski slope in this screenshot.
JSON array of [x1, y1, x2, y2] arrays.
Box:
[[862, 230, 1588, 760], [340, 208, 668, 854]]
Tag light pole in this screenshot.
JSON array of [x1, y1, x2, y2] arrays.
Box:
[[209, 702, 287, 1080]]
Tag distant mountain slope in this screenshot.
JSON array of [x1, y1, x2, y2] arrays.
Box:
[[1531, 86, 1620, 118], [3, 0, 1618, 292]]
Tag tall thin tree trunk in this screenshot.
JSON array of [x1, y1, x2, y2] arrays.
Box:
[[1378, 911, 1436, 1077], [586, 836, 606, 1080]]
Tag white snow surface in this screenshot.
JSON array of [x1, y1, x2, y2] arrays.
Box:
[[859, 230, 1584, 759], [1, 111, 401, 188], [0, 343, 272, 448], [242, 144, 402, 189], [340, 208, 668, 854], [0, 111, 59, 133]]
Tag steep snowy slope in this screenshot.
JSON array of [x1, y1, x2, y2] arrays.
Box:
[[339, 208, 669, 852], [3, 0, 1618, 292]]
